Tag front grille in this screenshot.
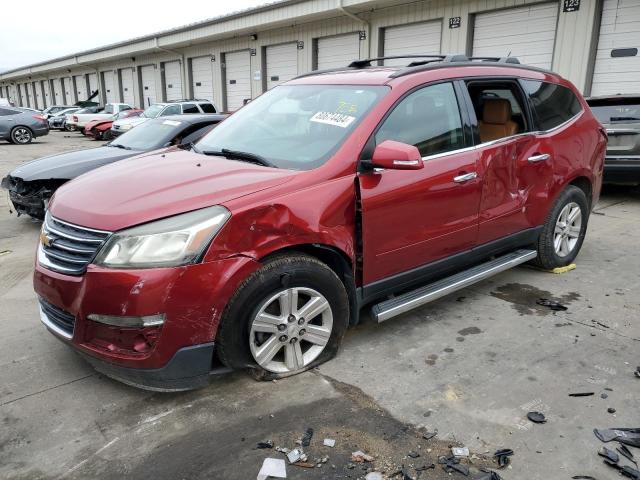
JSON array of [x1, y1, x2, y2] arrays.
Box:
[[39, 298, 76, 338], [40, 213, 111, 275]]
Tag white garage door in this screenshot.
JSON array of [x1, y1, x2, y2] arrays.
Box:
[[164, 61, 183, 101], [191, 56, 214, 101], [74, 75, 87, 102], [224, 50, 251, 111], [591, 0, 640, 96], [266, 43, 298, 89], [120, 68, 135, 107], [140, 65, 157, 107], [383, 21, 442, 66], [35, 82, 44, 109], [88, 73, 98, 100], [27, 83, 35, 108], [53, 79, 63, 104], [63, 77, 73, 104], [472, 3, 558, 69], [102, 71, 116, 104], [317, 33, 361, 70]]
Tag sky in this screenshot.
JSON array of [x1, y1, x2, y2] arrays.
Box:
[[0, 0, 270, 72]]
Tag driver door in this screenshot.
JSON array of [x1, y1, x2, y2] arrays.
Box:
[[359, 82, 482, 286]]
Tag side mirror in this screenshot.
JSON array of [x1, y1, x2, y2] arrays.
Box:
[[370, 140, 424, 170]]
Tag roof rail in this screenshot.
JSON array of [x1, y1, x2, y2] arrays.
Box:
[[348, 54, 469, 69]]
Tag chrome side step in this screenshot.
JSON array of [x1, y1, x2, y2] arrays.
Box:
[[371, 249, 537, 323]]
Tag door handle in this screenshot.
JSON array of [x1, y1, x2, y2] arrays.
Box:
[[527, 153, 550, 163], [453, 172, 477, 183]]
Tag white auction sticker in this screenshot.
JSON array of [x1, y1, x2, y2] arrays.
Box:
[[310, 111, 356, 128], [162, 120, 182, 126]]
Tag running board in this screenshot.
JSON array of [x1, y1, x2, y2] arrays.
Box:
[[371, 249, 537, 323]]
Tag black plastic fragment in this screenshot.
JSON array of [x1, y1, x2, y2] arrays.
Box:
[[569, 392, 595, 397], [475, 471, 503, 480], [618, 445, 636, 465], [598, 446, 619, 463], [608, 408, 617, 414], [422, 431, 437, 440], [536, 298, 568, 311], [493, 449, 514, 468], [408, 451, 420, 458], [301, 427, 314, 447], [594, 428, 640, 448], [571, 476, 597, 479], [255, 440, 274, 449], [527, 412, 547, 423], [415, 463, 435, 471]]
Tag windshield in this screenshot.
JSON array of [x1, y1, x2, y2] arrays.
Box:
[[196, 84, 388, 170], [143, 104, 165, 118], [111, 118, 182, 150], [589, 99, 640, 124]]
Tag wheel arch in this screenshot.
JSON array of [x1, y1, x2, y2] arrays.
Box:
[[259, 243, 360, 326], [568, 176, 593, 208]]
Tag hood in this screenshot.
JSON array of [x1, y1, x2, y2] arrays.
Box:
[[50, 150, 298, 231], [9, 146, 142, 182], [114, 116, 148, 128]]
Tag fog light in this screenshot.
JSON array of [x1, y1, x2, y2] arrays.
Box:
[[87, 313, 165, 328]]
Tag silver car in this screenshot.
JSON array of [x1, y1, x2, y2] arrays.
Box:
[[0, 106, 50, 144]]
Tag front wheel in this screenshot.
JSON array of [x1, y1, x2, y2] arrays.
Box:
[[216, 254, 349, 378], [535, 185, 589, 269]]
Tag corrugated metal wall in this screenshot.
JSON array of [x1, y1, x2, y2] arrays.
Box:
[[0, 0, 604, 109]]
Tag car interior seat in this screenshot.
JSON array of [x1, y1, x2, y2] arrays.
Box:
[[478, 98, 519, 142]]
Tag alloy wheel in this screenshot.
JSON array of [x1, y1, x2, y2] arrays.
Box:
[[554, 202, 582, 257], [249, 287, 333, 374], [13, 128, 31, 144]]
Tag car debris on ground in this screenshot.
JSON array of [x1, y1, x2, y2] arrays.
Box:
[[527, 411, 547, 423], [493, 449, 514, 468], [257, 458, 286, 480], [322, 438, 335, 447], [536, 298, 568, 311]]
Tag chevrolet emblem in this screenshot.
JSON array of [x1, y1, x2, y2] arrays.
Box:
[[40, 230, 54, 247]]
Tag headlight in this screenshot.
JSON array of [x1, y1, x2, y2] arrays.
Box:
[[94, 206, 230, 268], [119, 124, 133, 130]]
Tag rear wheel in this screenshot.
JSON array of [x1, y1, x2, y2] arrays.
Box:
[[535, 185, 589, 269], [216, 254, 349, 379], [11, 127, 33, 144]]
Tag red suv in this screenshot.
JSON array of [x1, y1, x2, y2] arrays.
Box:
[[34, 55, 606, 390]]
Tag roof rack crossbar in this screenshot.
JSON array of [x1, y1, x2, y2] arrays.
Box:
[[348, 55, 449, 69]]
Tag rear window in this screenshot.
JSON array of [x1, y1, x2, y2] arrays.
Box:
[[182, 103, 199, 113], [587, 98, 640, 124], [521, 80, 583, 131], [199, 103, 216, 113]]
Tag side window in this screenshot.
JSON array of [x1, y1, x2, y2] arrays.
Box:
[[161, 105, 181, 116], [375, 82, 465, 157], [0, 108, 17, 116], [199, 103, 216, 113], [121, 105, 131, 111], [103, 105, 114, 114], [521, 80, 583, 131], [182, 103, 199, 113], [466, 81, 531, 143]]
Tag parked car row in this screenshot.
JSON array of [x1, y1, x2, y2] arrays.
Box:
[[0, 106, 49, 144]]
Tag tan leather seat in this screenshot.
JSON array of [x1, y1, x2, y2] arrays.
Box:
[[478, 98, 519, 142]]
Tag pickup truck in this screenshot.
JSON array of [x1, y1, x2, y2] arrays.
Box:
[[66, 103, 132, 132]]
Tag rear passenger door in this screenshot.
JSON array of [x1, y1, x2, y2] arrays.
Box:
[[359, 82, 481, 284], [464, 79, 542, 245]]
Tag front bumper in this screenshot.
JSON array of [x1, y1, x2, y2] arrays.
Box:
[[34, 254, 260, 389], [1, 176, 50, 218]]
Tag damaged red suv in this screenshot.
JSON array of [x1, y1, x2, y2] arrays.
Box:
[[34, 55, 606, 390]]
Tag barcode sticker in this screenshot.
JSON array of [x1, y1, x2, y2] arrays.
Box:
[[310, 111, 356, 128]]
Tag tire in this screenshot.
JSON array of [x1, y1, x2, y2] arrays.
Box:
[[11, 126, 33, 144], [103, 130, 113, 141], [64, 123, 75, 132], [94, 131, 103, 141], [216, 254, 349, 379], [534, 185, 589, 269]]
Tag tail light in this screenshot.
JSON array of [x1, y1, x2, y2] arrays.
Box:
[[73, 116, 78, 122], [33, 115, 46, 121]]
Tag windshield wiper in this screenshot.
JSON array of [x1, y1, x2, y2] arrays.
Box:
[[200, 148, 276, 168], [177, 142, 200, 153], [109, 143, 132, 150]]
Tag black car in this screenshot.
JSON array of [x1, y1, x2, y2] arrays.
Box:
[[587, 95, 640, 184], [1, 114, 226, 218]]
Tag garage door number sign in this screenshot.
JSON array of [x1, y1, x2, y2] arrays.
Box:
[[563, 0, 580, 12]]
